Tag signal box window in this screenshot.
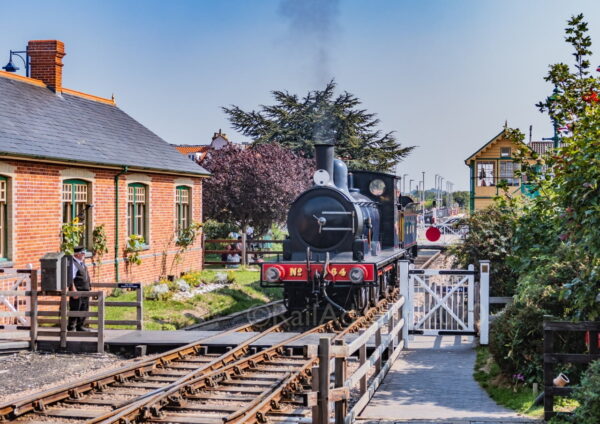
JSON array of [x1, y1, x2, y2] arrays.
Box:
[[62, 179, 90, 247], [500, 161, 520, 186], [127, 183, 148, 241], [176, 186, 191, 232], [477, 162, 495, 186], [500, 147, 511, 157]]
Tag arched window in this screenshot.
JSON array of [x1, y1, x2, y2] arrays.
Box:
[[127, 183, 148, 241], [176, 186, 191, 232], [62, 179, 91, 247], [0, 176, 8, 260]]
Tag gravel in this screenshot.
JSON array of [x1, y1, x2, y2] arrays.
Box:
[[0, 351, 129, 403]]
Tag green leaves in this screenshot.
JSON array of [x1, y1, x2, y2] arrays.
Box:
[[222, 80, 414, 172], [125, 234, 145, 266], [60, 217, 84, 256]]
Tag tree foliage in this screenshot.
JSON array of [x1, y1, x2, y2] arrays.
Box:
[[202, 144, 313, 235], [459, 14, 600, 388], [451, 205, 519, 296], [223, 81, 414, 172]]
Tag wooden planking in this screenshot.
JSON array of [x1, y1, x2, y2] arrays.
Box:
[[544, 353, 600, 364], [43, 407, 109, 418], [165, 404, 240, 412], [186, 393, 255, 402], [149, 414, 225, 423]]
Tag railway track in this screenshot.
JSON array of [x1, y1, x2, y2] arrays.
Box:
[[1, 287, 403, 423], [0, 312, 287, 423], [93, 293, 396, 424]]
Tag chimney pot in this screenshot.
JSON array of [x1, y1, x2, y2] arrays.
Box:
[[27, 40, 66, 92]]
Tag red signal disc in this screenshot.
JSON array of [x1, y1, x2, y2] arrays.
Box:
[[426, 226, 441, 242]]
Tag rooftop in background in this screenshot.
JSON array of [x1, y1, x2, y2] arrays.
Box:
[[528, 140, 561, 155], [173, 129, 250, 163], [0, 40, 209, 176]]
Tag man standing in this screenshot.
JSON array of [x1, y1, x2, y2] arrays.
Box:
[[68, 246, 91, 331]]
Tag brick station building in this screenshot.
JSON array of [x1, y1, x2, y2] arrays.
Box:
[[0, 40, 209, 286]]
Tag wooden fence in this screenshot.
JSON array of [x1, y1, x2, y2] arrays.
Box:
[[0, 269, 38, 350], [543, 319, 600, 420], [308, 295, 405, 424], [202, 238, 284, 266], [0, 269, 144, 354]]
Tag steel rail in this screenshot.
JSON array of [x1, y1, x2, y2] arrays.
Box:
[[0, 311, 286, 421], [98, 293, 396, 424], [223, 293, 398, 424], [86, 315, 299, 423], [94, 317, 339, 423]]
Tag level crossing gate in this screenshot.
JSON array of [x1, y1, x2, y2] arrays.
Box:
[[398, 260, 490, 344]]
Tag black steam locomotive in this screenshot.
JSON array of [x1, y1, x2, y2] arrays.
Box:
[[260, 143, 417, 317]]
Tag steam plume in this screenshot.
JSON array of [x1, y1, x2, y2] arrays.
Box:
[[278, 0, 340, 86]]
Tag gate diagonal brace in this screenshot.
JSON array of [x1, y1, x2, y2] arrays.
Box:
[[413, 274, 469, 330], [302, 387, 349, 407]]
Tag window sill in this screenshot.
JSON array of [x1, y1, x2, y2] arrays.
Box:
[[0, 260, 14, 268], [140, 244, 151, 251]]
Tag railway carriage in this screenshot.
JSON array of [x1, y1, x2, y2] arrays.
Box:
[[261, 143, 417, 318]]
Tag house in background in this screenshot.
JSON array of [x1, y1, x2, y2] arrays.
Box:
[[173, 129, 249, 164], [0, 39, 210, 288], [465, 128, 545, 213]]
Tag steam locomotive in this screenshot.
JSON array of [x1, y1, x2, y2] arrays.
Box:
[[260, 143, 417, 317]]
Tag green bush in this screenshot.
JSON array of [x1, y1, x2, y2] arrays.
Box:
[[570, 360, 600, 423], [451, 205, 519, 296], [182, 271, 204, 288], [489, 302, 545, 383], [143, 283, 173, 301], [514, 246, 582, 318]]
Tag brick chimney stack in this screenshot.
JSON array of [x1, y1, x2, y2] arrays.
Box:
[[27, 40, 66, 92]]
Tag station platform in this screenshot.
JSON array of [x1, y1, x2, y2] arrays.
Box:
[[1, 328, 386, 355]]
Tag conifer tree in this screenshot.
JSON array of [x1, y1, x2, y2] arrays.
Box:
[[223, 81, 414, 172]]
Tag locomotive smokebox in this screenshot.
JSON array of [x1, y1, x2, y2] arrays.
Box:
[[315, 143, 334, 182]]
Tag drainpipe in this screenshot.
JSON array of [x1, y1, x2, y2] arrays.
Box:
[[114, 166, 128, 282]]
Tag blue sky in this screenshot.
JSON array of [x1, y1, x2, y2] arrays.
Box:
[[1, 0, 599, 190]]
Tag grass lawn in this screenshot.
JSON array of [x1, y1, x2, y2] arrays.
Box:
[[474, 346, 578, 419], [100, 268, 282, 330]]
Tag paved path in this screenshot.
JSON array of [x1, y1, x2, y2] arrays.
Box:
[[359, 335, 540, 423]]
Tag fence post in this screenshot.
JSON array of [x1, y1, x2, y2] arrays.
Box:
[[241, 232, 247, 266], [387, 304, 396, 357], [334, 339, 347, 424], [479, 260, 490, 345], [468, 263, 475, 335], [311, 365, 320, 424], [97, 291, 105, 354], [375, 327, 382, 373], [399, 260, 410, 348], [318, 337, 330, 424], [136, 286, 143, 330], [29, 270, 38, 351], [543, 319, 554, 421], [358, 330, 367, 396]]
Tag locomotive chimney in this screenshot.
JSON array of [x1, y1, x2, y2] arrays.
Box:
[[314, 143, 334, 183]]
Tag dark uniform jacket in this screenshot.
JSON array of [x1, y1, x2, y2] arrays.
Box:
[[72, 260, 91, 290]]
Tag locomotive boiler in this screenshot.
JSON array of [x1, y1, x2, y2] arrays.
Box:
[[260, 143, 417, 318]]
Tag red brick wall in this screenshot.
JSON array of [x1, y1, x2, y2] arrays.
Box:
[[1, 159, 204, 283]]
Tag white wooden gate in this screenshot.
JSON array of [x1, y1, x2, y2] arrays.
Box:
[[398, 260, 490, 344]]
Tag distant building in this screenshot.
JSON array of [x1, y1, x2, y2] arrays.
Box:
[[465, 128, 543, 213], [173, 129, 249, 164]]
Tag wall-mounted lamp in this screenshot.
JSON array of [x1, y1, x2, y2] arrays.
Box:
[[2, 49, 29, 77]]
